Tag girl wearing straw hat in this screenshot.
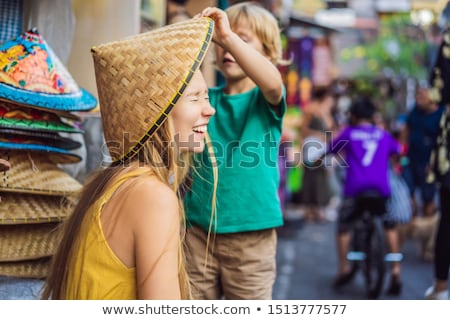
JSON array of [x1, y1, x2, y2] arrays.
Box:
[[41, 18, 215, 300], [184, 3, 287, 299]]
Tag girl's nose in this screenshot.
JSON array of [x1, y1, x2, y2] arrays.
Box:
[[203, 103, 215, 117]]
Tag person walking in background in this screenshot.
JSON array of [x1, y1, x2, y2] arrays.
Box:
[[424, 24, 450, 300], [320, 97, 403, 295], [300, 85, 337, 222], [401, 82, 444, 218], [399, 82, 444, 261], [426, 107, 450, 299], [183, 3, 286, 299], [41, 18, 215, 300]]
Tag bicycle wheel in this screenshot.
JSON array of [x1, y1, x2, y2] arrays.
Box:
[[363, 216, 386, 299]]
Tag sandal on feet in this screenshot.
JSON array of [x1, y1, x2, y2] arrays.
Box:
[[424, 286, 449, 300], [386, 274, 402, 295]]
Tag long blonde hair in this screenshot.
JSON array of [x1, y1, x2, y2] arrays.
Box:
[[41, 118, 192, 299]]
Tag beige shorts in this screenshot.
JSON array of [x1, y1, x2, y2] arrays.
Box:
[[184, 225, 277, 300]]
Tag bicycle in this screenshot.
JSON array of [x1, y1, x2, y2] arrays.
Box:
[[344, 190, 402, 299]]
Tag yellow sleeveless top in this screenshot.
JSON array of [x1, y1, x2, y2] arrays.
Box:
[[65, 170, 150, 300]]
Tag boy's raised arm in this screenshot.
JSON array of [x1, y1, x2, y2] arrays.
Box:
[[199, 7, 283, 107]]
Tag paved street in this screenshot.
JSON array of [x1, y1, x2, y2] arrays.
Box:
[[0, 210, 435, 300], [273, 215, 434, 300]]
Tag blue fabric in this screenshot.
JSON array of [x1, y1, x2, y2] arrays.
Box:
[[0, 30, 98, 111], [407, 105, 445, 167], [402, 163, 437, 202], [0, 85, 97, 112], [0, 141, 81, 164], [0, 0, 22, 43]]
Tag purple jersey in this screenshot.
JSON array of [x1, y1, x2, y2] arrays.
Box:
[[328, 124, 401, 197]]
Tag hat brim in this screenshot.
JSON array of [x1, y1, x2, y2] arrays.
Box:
[[0, 129, 82, 150], [0, 84, 97, 112], [0, 99, 82, 121], [0, 29, 98, 112], [0, 151, 82, 195], [0, 257, 50, 279], [0, 223, 60, 262], [0, 141, 81, 164], [0, 192, 71, 224], [0, 99, 83, 133], [0, 117, 82, 133]]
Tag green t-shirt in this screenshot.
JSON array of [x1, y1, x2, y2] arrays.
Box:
[[184, 86, 286, 233]]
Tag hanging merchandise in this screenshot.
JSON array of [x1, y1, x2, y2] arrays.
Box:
[[0, 29, 97, 278], [0, 29, 97, 111]]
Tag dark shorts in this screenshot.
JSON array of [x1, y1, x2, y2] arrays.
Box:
[[402, 164, 436, 203], [338, 195, 394, 233]]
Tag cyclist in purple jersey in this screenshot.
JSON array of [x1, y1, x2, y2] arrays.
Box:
[[326, 97, 403, 295]]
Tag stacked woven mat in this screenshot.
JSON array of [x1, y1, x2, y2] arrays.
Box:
[[0, 29, 97, 278]]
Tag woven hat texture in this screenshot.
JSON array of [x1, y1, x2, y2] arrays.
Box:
[[0, 151, 82, 195], [0, 223, 60, 262], [0, 29, 97, 111], [91, 17, 213, 164], [0, 193, 71, 224], [0, 257, 50, 279]]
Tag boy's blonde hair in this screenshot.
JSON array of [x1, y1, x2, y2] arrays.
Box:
[[226, 2, 282, 65]]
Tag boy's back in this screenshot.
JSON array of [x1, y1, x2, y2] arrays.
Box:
[[328, 97, 403, 293], [329, 119, 400, 198]]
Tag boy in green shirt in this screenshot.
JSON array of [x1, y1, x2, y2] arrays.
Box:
[[184, 2, 286, 299]]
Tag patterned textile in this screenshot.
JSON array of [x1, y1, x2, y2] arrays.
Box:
[[428, 28, 450, 187], [0, 29, 97, 111], [0, 0, 22, 43], [386, 168, 412, 225]]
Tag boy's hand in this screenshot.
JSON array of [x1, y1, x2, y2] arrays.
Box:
[[197, 7, 232, 48]]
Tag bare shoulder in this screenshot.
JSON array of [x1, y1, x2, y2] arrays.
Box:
[[122, 175, 179, 225]]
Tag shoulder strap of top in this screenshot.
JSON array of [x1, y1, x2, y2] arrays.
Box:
[[96, 168, 153, 212]]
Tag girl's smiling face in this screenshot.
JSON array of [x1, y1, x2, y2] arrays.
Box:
[[171, 70, 215, 153]]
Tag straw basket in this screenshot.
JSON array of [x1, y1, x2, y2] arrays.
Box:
[[0, 193, 71, 224], [91, 17, 213, 164], [0, 223, 60, 262], [0, 257, 50, 279], [0, 151, 82, 195]]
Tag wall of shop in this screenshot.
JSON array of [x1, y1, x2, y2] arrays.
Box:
[[68, 0, 140, 100], [67, 0, 216, 99]]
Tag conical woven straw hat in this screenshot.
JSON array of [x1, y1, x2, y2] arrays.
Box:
[[91, 17, 213, 164], [0, 151, 82, 195], [0, 29, 97, 111], [0, 257, 50, 279], [0, 223, 59, 262], [0, 193, 71, 224]]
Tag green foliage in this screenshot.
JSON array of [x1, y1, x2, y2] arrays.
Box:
[[340, 13, 428, 80]]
